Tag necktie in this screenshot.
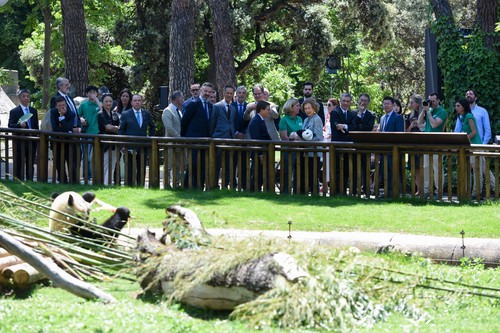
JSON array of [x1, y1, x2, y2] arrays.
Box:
[[64, 95, 78, 127], [204, 101, 209, 119], [136, 111, 142, 127], [239, 104, 243, 115], [226, 104, 230, 119], [384, 114, 390, 131], [24, 107, 31, 129], [177, 108, 182, 120]]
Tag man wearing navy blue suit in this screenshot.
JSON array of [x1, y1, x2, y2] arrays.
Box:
[[8, 89, 39, 181], [330, 93, 357, 195], [118, 94, 156, 186], [354, 94, 376, 195], [249, 101, 272, 191], [378, 96, 404, 196], [50, 77, 82, 132], [181, 82, 214, 189]]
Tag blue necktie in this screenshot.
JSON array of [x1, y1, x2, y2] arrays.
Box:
[[204, 101, 209, 119], [136, 111, 142, 127], [23, 107, 31, 129]]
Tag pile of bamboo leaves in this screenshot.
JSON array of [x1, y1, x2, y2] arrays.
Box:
[[0, 188, 135, 282]]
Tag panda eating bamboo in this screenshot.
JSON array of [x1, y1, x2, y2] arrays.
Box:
[[49, 191, 130, 243]]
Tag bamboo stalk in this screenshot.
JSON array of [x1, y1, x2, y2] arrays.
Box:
[[0, 231, 116, 303]]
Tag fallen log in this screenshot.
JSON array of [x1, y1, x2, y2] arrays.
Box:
[[136, 206, 309, 310], [0, 231, 116, 303], [3, 262, 45, 287], [0, 255, 23, 270], [0, 247, 10, 258]]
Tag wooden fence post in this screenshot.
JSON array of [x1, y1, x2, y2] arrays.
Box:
[[208, 140, 217, 190], [392, 145, 400, 200], [38, 132, 48, 182], [457, 147, 467, 202], [93, 137, 103, 185], [268, 143, 275, 193], [150, 139, 159, 189]]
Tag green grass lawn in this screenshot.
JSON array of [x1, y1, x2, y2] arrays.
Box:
[[2, 180, 498, 238], [1, 180, 499, 333]]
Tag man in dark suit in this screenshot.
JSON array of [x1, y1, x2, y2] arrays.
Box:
[[182, 83, 200, 112], [181, 82, 214, 189], [231, 85, 249, 189], [211, 85, 238, 188], [378, 96, 405, 196], [330, 93, 357, 195], [118, 94, 156, 186], [49, 77, 82, 132], [249, 101, 272, 191], [353, 93, 376, 195], [298, 82, 325, 125], [8, 89, 39, 180], [50, 96, 79, 183]]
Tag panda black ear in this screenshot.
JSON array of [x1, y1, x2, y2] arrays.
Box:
[[82, 192, 96, 203], [51, 192, 60, 200], [67, 194, 75, 207]]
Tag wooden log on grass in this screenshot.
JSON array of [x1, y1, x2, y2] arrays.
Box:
[[0, 231, 116, 303], [0, 247, 10, 258], [137, 206, 309, 310], [3, 262, 45, 286], [0, 255, 23, 270]]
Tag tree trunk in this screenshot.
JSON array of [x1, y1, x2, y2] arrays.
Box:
[[169, 0, 196, 100], [60, 0, 89, 96], [42, 3, 51, 109], [475, 0, 499, 50], [428, 0, 454, 22], [208, 0, 237, 96]]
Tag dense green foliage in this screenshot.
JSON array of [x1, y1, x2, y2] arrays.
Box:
[[433, 18, 500, 133]]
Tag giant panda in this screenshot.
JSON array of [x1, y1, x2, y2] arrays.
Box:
[[48, 191, 94, 232]]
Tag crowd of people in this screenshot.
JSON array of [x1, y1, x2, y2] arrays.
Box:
[[6, 77, 497, 197]]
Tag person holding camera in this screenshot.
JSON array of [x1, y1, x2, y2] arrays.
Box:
[[417, 92, 447, 198]]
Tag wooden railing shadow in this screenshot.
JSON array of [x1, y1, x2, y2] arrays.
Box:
[[1, 128, 499, 202]]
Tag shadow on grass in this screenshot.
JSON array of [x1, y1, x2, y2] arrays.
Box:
[[1, 179, 495, 212]]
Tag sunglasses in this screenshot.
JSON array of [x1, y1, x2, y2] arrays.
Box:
[[191, 89, 199, 92]]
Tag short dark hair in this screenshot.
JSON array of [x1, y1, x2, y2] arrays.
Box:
[[383, 96, 394, 103], [202, 82, 214, 89], [171, 90, 183, 102], [359, 93, 370, 101], [17, 89, 30, 96], [55, 96, 66, 104], [466, 89, 478, 98], [85, 85, 99, 94], [303, 81, 314, 88], [256, 100, 270, 113], [224, 85, 235, 92], [429, 92, 442, 100]]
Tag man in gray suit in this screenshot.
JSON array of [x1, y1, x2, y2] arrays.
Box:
[[211, 85, 238, 188], [162, 91, 184, 187]]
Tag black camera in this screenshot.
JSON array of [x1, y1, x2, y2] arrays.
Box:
[[422, 100, 430, 107]]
